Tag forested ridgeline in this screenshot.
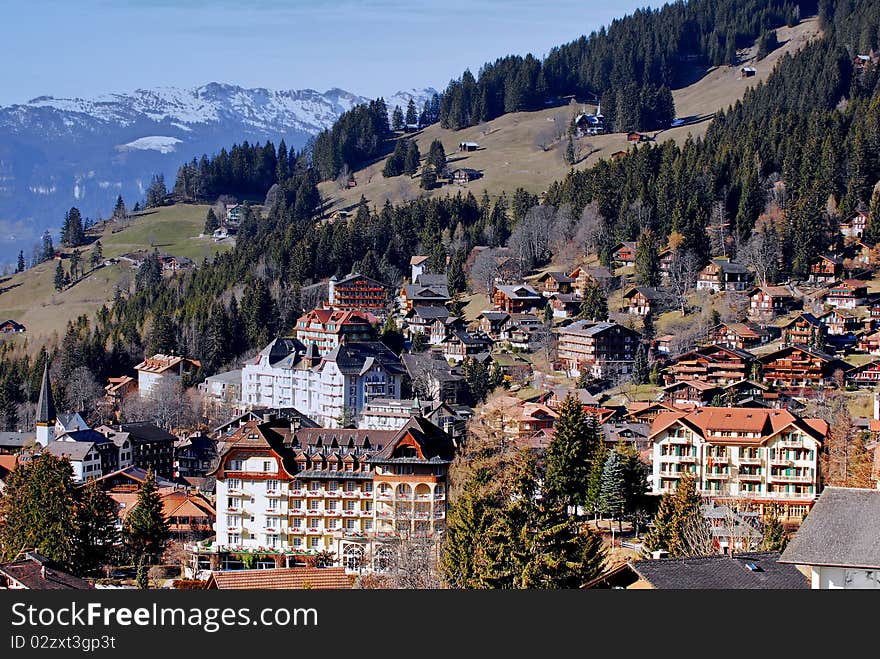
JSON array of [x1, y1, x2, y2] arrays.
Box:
[[0, 0, 878, 431]]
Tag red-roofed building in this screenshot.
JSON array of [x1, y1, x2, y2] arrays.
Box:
[[205, 566, 352, 590], [294, 307, 374, 355]]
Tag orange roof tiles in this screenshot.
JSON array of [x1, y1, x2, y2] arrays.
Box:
[[206, 567, 352, 590]]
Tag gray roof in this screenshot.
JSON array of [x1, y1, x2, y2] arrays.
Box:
[[403, 283, 450, 301], [780, 487, 880, 569], [630, 552, 808, 589], [43, 440, 97, 461], [0, 432, 36, 449], [323, 341, 405, 376], [495, 284, 541, 300], [206, 369, 242, 384], [409, 306, 450, 321], [259, 337, 305, 368], [36, 363, 56, 424], [414, 273, 448, 287]]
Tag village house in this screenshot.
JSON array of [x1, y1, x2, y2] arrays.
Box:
[[601, 422, 651, 451], [476, 310, 510, 338], [401, 352, 468, 405], [492, 284, 544, 314], [611, 242, 637, 266], [404, 306, 450, 341], [709, 321, 771, 351], [858, 329, 880, 355], [43, 441, 103, 482], [0, 552, 94, 590], [0, 319, 25, 333], [570, 265, 616, 291], [359, 398, 434, 431], [696, 259, 752, 293], [547, 292, 582, 319], [532, 271, 575, 296], [839, 210, 868, 239], [55, 427, 133, 477], [757, 345, 853, 389], [134, 353, 201, 399], [624, 401, 679, 424], [488, 352, 533, 383], [574, 106, 604, 136], [661, 380, 723, 408], [824, 279, 868, 309], [845, 359, 880, 387], [439, 329, 493, 363], [817, 308, 862, 336], [451, 168, 480, 185], [623, 286, 662, 316], [809, 254, 845, 284], [458, 141, 479, 152], [748, 285, 797, 321], [666, 344, 754, 386], [409, 255, 429, 282], [780, 487, 880, 589], [174, 433, 219, 479], [204, 566, 352, 590], [194, 414, 455, 577], [328, 273, 389, 314], [740, 66, 757, 77], [779, 313, 828, 349], [111, 486, 216, 540], [400, 273, 450, 313], [104, 375, 137, 409], [649, 407, 828, 520], [95, 422, 178, 478], [294, 307, 375, 355], [555, 320, 641, 379]]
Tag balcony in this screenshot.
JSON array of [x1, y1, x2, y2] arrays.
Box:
[[325, 490, 340, 499], [414, 512, 430, 520], [770, 457, 793, 467], [705, 472, 730, 480], [770, 474, 813, 484], [377, 492, 393, 500], [306, 490, 323, 497], [665, 436, 690, 445], [763, 490, 815, 500], [778, 439, 803, 448], [226, 507, 239, 514], [377, 510, 393, 519], [265, 490, 284, 498], [265, 509, 285, 517], [677, 455, 697, 463], [434, 492, 446, 501], [306, 510, 322, 517], [360, 510, 373, 517], [305, 528, 322, 535], [263, 528, 280, 534], [342, 491, 358, 499], [289, 509, 305, 517], [415, 494, 433, 501], [291, 489, 304, 497], [737, 473, 763, 482], [325, 510, 340, 517], [342, 510, 357, 517], [289, 528, 305, 535], [738, 457, 762, 465]]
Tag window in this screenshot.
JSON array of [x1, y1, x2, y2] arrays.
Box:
[[263, 460, 273, 472], [327, 500, 338, 511], [228, 534, 240, 545], [230, 459, 243, 471], [309, 499, 320, 510], [329, 480, 338, 491], [266, 479, 279, 491], [309, 538, 320, 549], [293, 537, 303, 548], [267, 498, 279, 510]]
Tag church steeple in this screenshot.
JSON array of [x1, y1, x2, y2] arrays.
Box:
[[35, 363, 56, 447]]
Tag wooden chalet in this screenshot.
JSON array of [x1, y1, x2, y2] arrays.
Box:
[[451, 168, 479, 185], [548, 292, 582, 319], [0, 319, 25, 333], [824, 280, 867, 309], [662, 380, 722, 408], [757, 345, 853, 388], [708, 321, 771, 350], [809, 254, 844, 284], [817, 309, 862, 336], [840, 210, 868, 239], [611, 242, 637, 265], [533, 271, 575, 295], [846, 360, 880, 387], [624, 401, 679, 424], [779, 313, 828, 349], [623, 286, 662, 316], [696, 259, 752, 293], [475, 310, 510, 338], [666, 344, 754, 386], [492, 284, 543, 314], [570, 265, 616, 291], [440, 330, 493, 362], [858, 329, 880, 355], [748, 285, 797, 321]]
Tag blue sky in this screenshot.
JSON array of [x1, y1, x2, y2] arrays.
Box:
[[0, 0, 652, 104]]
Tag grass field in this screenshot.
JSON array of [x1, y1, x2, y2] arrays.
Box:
[[0, 204, 231, 348], [318, 18, 819, 214]]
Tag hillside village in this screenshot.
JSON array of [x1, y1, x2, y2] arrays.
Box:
[[3, 1, 880, 592]]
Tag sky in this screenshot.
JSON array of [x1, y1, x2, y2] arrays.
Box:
[[0, 0, 652, 105]]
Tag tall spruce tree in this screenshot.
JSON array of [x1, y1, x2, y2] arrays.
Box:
[[73, 481, 120, 576], [544, 394, 595, 511], [16, 251, 25, 273], [0, 454, 78, 564], [631, 343, 649, 384], [579, 279, 608, 321], [54, 261, 65, 291], [123, 469, 169, 566], [598, 449, 628, 532], [635, 229, 660, 287]]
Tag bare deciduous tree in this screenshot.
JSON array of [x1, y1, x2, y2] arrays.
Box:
[[66, 366, 102, 413]]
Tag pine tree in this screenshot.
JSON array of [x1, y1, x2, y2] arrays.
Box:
[[404, 140, 421, 176], [16, 251, 25, 273], [73, 480, 120, 576], [54, 260, 65, 291], [113, 195, 126, 220], [0, 454, 78, 564], [41, 230, 54, 262], [564, 134, 576, 165], [405, 99, 418, 126], [579, 279, 607, 321], [204, 208, 219, 234], [441, 471, 496, 588], [544, 394, 595, 511], [391, 105, 404, 131], [585, 439, 607, 519], [89, 241, 103, 269], [632, 343, 649, 384], [69, 249, 81, 281], [420, 166, 437, 190], [599, 449, 628, 531], [123, 469, 169, 565], [427, 139, 447, 175], [635, 229, 660, 287], [148, 314, 177, 355]]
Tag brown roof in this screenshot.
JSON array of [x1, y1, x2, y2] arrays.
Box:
[[650, 407, 828, 445], [0, 553, 93, 590], [205, 567, 352, 590]]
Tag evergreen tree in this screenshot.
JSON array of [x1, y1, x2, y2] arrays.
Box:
[[635, 229, 660, 287], [15, 251, 25, 273], [420, 166, 437, 190], [89, 241, 103, 270], [405, 99, 418, 126], [632, 343, 649, 384], [54, 260, 65, 291], [145, 174, 168, 208], [864, 191, 880, 245], [391, 105, 405, 131], [204, 208, 220, 234], [41, 230, 54, 262], [441, 471, 496, 588], [123, 469, 169, 565], [544, 394, 595, 511], [585, 439, 607, 518], [113, 195, 127, 220], [404, 140, 421, 176], [761, 504, 789, 552], [73, 481, 119, 576], [564, 134, 576, 165], [598, 448, 628, 532], [69, 249, 81, 281], [61, 207, 85, 247], [148, 314, 177, 355], [0, 454, 77, 564], [579, 279, 607, 321], [427, 139, 447, 175]]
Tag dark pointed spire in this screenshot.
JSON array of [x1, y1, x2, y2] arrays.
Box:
[[36, 362, 56, 425]]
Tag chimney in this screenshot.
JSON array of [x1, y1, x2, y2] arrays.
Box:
[[40, 565, 47, 579], [262, 412, 276, 424], [651, 550, 669, 560]]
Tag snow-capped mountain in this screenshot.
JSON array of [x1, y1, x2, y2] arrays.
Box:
[[0, 82, 437, 263]]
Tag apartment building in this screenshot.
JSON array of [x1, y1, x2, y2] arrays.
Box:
[[195, 413, 455, 576], [649, 407, 828, 520], [294, 307, 374, 355], [556, 320, 641, 379]]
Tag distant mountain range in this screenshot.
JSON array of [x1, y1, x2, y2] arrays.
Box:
[[0, 83, 437, 265]]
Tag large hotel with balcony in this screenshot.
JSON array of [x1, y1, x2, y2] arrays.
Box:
[[649, 407, 829, 521], [188, 412, 455, 577]]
